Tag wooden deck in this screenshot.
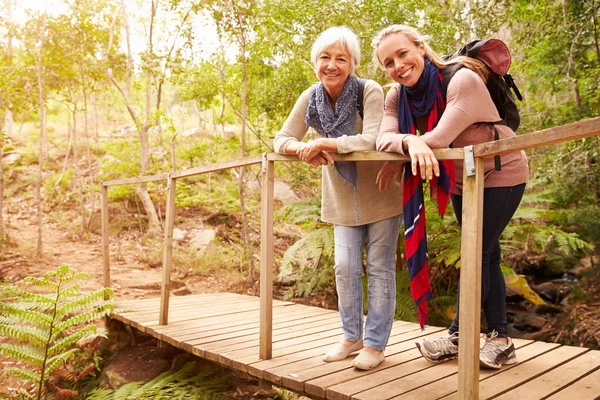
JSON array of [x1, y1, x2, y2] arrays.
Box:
[[111, 293, 600, 399]]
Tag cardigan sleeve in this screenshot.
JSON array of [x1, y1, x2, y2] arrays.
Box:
[[273, 89, 311, 154]]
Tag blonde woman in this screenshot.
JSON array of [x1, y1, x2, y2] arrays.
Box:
[[372, 24, 528, 369]]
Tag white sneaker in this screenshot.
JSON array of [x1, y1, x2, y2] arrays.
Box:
[[323, 340, 363, 362], [351, 349, 385, 370], [479, 331, 517, 369], [415, 332, 459, 364]]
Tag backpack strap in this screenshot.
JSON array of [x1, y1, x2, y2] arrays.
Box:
[[357, 78, 366, 120], [441, 64, 502, 172]]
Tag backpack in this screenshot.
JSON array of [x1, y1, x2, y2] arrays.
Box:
[[357, 78, 366, 120], [441, 39, 523, 170]]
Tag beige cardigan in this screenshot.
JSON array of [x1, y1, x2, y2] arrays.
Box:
[[274, 79, 403, 226], [377, 68, 529, 193]]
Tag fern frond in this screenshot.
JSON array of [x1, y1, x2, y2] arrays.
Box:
[[56, 284, 81, 299], [0, 286, 56, 306], [57, 271, 90, 284], [55, 290, 113, 319], [47, 325, 97, 358], [0, 304, 53, 327], [0, 323, 49, 347], [85, 388, 115, 400], [0, 343, 44, 366], [45, 348, 77, 375], [275, 197, 321, 224], [22, 276, 58, 291], [3, 367, 41, 383], [114, 381, 143, 398], [84, 388, 114, 400], [52, 307, 113, 335]]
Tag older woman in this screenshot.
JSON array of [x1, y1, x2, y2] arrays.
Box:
[[274, 27, 403, 370], [372, 25, 528, 369]]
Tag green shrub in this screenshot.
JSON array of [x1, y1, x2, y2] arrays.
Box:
[[86, 361, 228, 400]]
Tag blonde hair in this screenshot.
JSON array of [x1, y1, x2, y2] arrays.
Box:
[[371, 24, 488, 83], [311, 26, 361, 75]]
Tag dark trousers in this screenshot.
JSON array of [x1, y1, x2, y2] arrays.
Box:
[[448, 183, 525, 338]]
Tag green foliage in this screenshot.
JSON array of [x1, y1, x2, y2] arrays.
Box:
[[44, 169, 76, 209], [275, 197, 321, 226], [86, 361, 228, 400], [391, 270, 418, 323], [278, 227, 335, 299], [0, 265, 113, 399]]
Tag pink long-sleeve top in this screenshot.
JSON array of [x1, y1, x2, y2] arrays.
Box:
[[376, 68, 529, 193]]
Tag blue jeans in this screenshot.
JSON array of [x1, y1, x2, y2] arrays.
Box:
[[449, 183, 526, 338], [333, 214, 402, 351]]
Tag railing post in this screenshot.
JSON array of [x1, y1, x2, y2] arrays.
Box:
[[160, 175, 177, 325], [260, 154, 274, 359], [101, 184, 110, 298], [457, 147, 484, 399]]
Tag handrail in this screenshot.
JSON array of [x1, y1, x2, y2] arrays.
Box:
[[474, 117, 600, 158], [101, 115, 600, 399]]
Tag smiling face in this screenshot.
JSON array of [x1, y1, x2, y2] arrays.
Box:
[[376, 32, 425, 87], [315, 42, 352, 99]]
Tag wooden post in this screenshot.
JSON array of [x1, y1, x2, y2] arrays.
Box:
[[457, 149, 484, 399], [159, 175, 177, 325], [260, 155, 274, 359], [101, 185, 110, 296]]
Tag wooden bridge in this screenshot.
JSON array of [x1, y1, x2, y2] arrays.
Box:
[[111, 293, 600, 399], [102, 117, 600, 399]]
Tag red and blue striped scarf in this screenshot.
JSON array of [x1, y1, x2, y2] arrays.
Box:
[[398, 60, 456, 328]]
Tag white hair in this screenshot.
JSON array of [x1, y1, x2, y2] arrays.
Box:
[[310, 26, 361, 74]]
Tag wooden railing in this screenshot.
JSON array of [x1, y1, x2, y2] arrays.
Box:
[[102, 116, 600, 399]]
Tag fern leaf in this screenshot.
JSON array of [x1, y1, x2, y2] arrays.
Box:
[[0, 343, 44, 366], [0, 323, 49, 347], [52, 307, 113, 335], [0, 286, 55, 307], [3, 367, 41, 383], [55, 290, 113, 319], [56, 284, 81, 299], [84, 388, 115, 400], [0, 303, 53, 327], [21, 276, 58, 291], [58, 271, 90, 284], [45, 348, 77, 375], [47, 325, 97, 358], [113, 382, 143, 398]]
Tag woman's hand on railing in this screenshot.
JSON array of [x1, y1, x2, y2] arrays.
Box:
[[376, 161, 404, 192], [403, 135, 440, 180], [296, 140, 334, 166]]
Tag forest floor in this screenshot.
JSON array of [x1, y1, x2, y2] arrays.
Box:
[[0, 206, 307, 399]]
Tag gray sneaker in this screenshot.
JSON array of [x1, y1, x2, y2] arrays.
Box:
[[415, 332, 459, 364], [479, 331, 517, 369]]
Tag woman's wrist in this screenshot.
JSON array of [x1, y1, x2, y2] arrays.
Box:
[[401, 135, 412, 151]]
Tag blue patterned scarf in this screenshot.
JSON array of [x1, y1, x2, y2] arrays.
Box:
[[305, 75, 360, 186]]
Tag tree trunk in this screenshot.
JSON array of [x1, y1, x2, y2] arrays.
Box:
[[109, 0, 161, 234], [5, 0, 13, 139], [593, 0, 600, 62], [0, 133, 5, 238], [237, 28, 255, 279], [562, 0, 582, 109], [138, 124, 161, 232], [35, 18, 47, 258]]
